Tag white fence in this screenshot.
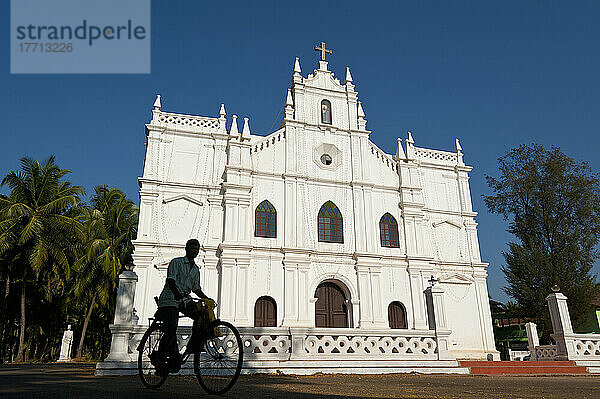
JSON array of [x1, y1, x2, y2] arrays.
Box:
[[238, 327, 441, 361], [525, 291, 600, 371], [97, 269, 466, 375]]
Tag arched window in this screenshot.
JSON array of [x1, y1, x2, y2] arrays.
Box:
[[379, 213, 400, 248], [318, 201, 343, 243], [254, 296, 277, 327], [255, 200, 276, 238], [321, 99, 332, 124], [388, 301, 407, 329]]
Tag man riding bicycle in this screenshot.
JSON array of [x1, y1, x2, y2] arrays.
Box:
[[155, 239, 210, 367], [138, 237, 243, 393]]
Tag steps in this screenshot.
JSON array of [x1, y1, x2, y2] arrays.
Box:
[[460, 361, 589, 375]]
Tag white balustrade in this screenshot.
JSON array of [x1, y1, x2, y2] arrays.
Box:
[[151, 110, 221, 132], [573, 336, 600, 358], [234, 327, 442, 361], [414, 147, 459, 165], [534, 345, 558, 360]]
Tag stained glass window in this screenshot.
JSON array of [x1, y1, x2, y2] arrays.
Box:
[[321, 99, 331, 124], [318, 201, 343, 243], [379, 213, 400, 248], [255, 200, 276, 238]]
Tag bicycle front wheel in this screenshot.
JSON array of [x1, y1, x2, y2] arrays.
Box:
[[194, 320, 243, 395], [138, 323, 168, 389]]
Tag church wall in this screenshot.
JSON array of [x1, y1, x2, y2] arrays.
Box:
[[360, 144, 400, 188], [379, 265, 412, 328], [248, 255, 285, 326], [442, 281, 485, 357], [420, 167, 462, 213]]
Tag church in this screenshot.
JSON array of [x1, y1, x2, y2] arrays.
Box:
[[100, 43, 499, 374]]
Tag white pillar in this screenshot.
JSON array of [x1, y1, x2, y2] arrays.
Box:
[[104, 269, 138, 362], [234, 257, 250, 326], [546, 289, 577, 360], [424, 285, 454, 360], [546, 290, 573, 334], [282, 254, 311, 327], [355, 258, 386, 329], [474, 274, 501, 360], [202, 254, 220, 300], [407, 268, 428, 330], [218, 257, 236, 322], [525, 322, 539, 359]]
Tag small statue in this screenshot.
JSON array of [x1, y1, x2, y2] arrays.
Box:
[[57, 324, 73, 362]]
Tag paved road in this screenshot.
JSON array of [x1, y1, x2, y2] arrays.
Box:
[[1, 363, 599, 398]]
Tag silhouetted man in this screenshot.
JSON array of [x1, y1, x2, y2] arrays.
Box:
[[156, 239, 208, 359]]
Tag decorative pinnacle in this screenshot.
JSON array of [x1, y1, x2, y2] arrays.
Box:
[[406, 131, 414, 144], [241, 117, 251, 140], [153, 94, 161, 110], [455, 138, 463, 153], [294, 57, 301, 75], [230, 115, 239, 136], [219, 103, 226, 117], [345, 67, 353, 84], [396, 138, 405, 159], [285, 89, 293, 107], [357, 101, 365, 118], [552, 285, 561, 293]]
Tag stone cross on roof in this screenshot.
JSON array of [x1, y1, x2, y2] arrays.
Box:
[[314, 41, 332, 61]]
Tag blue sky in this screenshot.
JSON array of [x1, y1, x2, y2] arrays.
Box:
[[1, 1, 599, 302]]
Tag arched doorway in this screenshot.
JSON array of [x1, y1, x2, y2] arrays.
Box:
[[314, 280, 350, 328], [254, 296, 277, 327], [388, 301, 407, 329]]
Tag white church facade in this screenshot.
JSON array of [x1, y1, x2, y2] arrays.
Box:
[[98, 45, 499, 374]]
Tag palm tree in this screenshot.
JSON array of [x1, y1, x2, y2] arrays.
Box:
[[0, 156, 83, 361], [73, 186, 138, 359]]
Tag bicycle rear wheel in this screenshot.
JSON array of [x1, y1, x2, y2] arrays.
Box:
[[194, 320, 243, 395], [138, 322, 168, 389]]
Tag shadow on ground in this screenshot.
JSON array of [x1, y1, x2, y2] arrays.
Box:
[[1, 363, 599, 399]]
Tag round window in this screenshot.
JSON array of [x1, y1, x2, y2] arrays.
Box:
[[320, 154, 333, 166]]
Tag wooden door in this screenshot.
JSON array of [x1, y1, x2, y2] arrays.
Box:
[[388, 301, 407, 329], [254, 296, 276, 327], [315, 282, 348, 328]]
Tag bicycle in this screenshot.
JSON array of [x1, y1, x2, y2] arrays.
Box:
[[137, 297, 243, 394]]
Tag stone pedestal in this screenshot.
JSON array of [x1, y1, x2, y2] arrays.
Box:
[[99, 269, 138, 364]]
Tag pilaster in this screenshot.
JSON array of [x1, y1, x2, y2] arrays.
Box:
[[218, 250, 252, 326], [424, 285, 454, 360], [281, 253, 311, 327], [355, 256, 387, 329], [201, 253, 220, 300], [406, 263, 430, 330], [474, 272, 500, 358]]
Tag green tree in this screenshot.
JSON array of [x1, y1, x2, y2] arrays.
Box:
[[484, 143, 600, 340], [0, 157, 83, 361], [73, 186, 138, 359]]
